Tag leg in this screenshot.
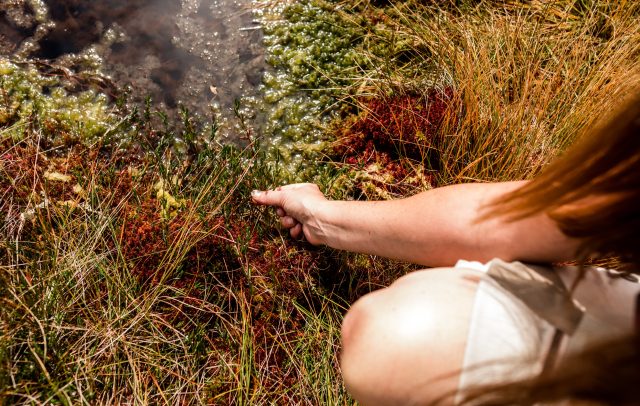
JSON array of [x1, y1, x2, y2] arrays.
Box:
[[340, 268, 480, 406]]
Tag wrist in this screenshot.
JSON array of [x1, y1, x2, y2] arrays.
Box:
[[305, 199, 336, 246]]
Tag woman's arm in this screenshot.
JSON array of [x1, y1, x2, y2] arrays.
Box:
[[251, 181, 580, 267]]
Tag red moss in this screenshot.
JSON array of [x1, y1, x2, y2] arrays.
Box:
[[0, 127, 364, 402], [332, 87, 458, 194]]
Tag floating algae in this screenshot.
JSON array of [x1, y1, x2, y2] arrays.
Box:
[[258, 0, 367, 180], [1, 0, 267, 142], [1, 0, 369, 178], [0, 58, 118, 143]]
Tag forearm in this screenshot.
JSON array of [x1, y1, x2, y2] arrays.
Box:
[[313, 181, 579, 266]]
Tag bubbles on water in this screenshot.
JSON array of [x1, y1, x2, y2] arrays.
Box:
[[1, 0, 267, 143], [28, 0, 48, 23]]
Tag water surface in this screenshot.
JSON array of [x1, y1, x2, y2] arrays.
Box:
[[0, 0, 266, 141]]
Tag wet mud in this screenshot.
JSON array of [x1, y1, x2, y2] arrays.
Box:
[[0, 0, 266, 141]]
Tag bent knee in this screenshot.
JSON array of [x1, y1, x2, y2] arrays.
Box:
[[340, 268, 479, 405]]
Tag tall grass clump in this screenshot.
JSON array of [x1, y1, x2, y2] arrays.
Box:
[[333, 0, 640, 191]]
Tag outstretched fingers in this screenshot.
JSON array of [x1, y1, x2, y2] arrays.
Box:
[[251, 189, 283, 206], [249, 183, 326, 244], [251, 183, 317, 207]]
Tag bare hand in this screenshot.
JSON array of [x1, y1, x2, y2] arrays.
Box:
[[251, 183, 328, 244]]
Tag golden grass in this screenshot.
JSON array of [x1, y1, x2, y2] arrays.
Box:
[[339, 0, 640, 185]]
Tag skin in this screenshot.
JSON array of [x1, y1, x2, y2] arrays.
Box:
[[251, 182, 580, 405]]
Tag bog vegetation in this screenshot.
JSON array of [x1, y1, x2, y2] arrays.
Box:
[[1, 0, 639, 404]]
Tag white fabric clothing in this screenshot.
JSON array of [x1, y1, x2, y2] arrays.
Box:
[[454, 259, 640, 402]]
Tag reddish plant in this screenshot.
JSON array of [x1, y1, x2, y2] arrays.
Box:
[[332, 87, 457, 194]]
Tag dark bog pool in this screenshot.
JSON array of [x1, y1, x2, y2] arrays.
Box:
[[0, 0, 266, 141]]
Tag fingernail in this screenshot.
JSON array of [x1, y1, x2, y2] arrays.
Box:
[[251, 190, 263, 197]]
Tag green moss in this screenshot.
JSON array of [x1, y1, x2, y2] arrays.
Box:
[[0, 58, 117, 143], [260, 0, 368, 181]]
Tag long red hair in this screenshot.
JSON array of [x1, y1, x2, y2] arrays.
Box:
[[460, 89, 640, 404]]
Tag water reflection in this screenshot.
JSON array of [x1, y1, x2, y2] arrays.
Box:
[[0, 0, 266, 141]]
